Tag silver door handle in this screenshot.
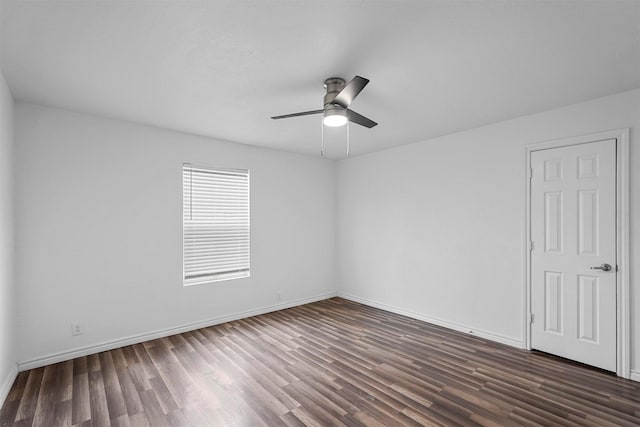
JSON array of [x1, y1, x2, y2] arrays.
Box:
[[590, 263, 612, 272]]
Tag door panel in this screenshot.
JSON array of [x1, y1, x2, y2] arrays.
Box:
[[577, 274, 598, 342], [578, 190, 598, 255], [544, 271, 562, 334], [531, 139, 616, 371], [545, 192, 563, 253]]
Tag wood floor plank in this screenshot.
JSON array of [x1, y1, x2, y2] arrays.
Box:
[[70, 365, 90, 425], [113, 364, 143, 418], [2, 297, 639, 426], [14, 368, 44, 423], [98, 353, 126, 422], [31, 365, 59, 426], [87, 369, 110, 427], [0, 399, 20, 426], [51, 400, 71, 427]]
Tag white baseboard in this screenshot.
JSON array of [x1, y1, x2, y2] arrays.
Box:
[[0, 364, 18, 408], [630, 369, 640, 383], [18, 291, 338, 371], [337, 292, 523, 349]]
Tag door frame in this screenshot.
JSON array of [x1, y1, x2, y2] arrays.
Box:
[[523, 129, 630, 379]]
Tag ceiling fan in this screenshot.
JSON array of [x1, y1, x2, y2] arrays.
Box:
[[271, 76, 377, 128]]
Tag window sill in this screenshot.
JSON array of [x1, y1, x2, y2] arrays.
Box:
[[183, 271, 250, 287]]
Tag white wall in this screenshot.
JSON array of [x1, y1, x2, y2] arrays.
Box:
[[0, 0, 18, 400], [0, 68, 16, 402], [15, 103, 336, 366], [337, 89, 640, 373]]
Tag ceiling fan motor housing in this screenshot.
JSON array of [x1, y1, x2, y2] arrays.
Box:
[[323, 77, 346, 108]]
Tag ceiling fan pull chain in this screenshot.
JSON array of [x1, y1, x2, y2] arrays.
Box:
[[346, 120, 350, 158], [320, 117, 325, 158]]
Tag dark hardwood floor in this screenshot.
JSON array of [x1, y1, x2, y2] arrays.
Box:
[[1, 297, 639, 426]]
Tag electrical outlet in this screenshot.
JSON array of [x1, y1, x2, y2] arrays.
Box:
[[71, 322, 84, 336], [276, 291, 282, 302]]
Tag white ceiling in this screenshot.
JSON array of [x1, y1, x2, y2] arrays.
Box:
[[2, 1, 639, 158]]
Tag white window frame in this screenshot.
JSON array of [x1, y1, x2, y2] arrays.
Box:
[[183, 163, 250, 286]]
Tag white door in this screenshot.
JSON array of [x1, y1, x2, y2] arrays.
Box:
[[530, 139, 617, 371]]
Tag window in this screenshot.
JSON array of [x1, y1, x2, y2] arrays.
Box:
[[183, 164, 250, 285]]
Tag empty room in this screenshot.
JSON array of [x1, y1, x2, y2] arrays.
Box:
[[0, 1, 639, 426]]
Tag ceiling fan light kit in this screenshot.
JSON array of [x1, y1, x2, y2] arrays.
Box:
[[323, 107, 347, 127]]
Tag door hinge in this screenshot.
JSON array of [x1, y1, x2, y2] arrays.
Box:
[[530, 313, 535, 324], [528, 167, 533, 180], [528, 241, 535, 252]]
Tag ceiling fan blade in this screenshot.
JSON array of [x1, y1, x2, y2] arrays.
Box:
[[346, 109, 377, 128], [271, 109, 324, 120], [333, 76, 369, 108]]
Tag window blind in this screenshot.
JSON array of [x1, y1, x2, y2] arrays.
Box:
[[183, 164, 250, 285]]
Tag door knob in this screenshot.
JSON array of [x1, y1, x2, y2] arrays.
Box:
[[590, 263, 612, 272]]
